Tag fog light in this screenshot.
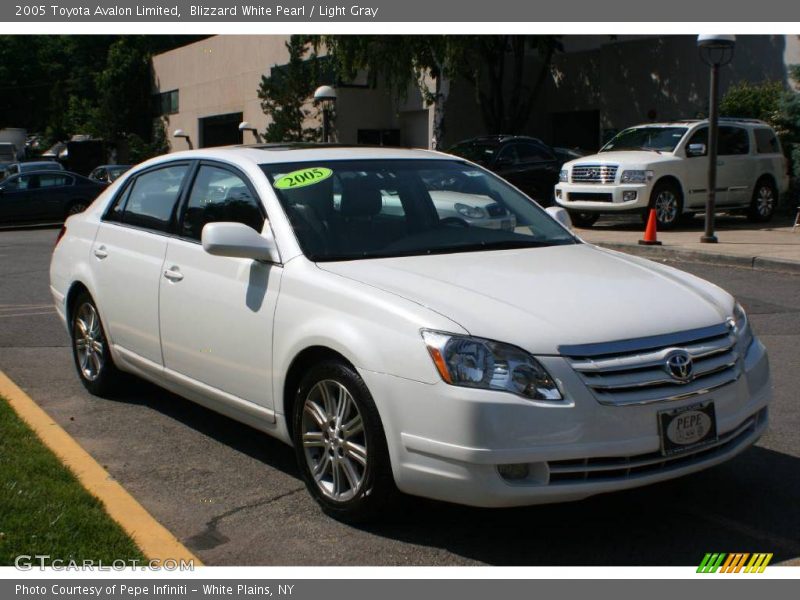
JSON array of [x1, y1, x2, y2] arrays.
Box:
[[555, 189, 562, 199], [623, 191, 638, 202], [497, 463, 530, 481]]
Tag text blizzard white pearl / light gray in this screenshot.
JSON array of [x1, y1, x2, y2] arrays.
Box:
[[45, 5, 380, 18]]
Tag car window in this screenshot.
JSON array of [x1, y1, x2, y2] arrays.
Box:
[[495, 145, 519, 166], [179, 165, 264, 241], [686, 127, 708, 155], [5, 174, 38, 190], [516, 143, 555, 163], [120, 165, 190, 232], [39, 174, 72, 188], [262, 159, 576, 261], [754, 128, 780, 154], [718, 126, 750, 155]]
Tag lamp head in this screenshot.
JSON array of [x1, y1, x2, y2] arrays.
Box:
[[697, 34, 736, 50], [313, 85, 337, 102]]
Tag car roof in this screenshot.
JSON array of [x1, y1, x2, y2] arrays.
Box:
[[7, 169, 84, 177], [628, 118, 770, 128], [452, 135, 546, 146], [145, 144, 451, 167]]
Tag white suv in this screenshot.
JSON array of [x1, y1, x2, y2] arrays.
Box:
[[555, 119, 789, 229]]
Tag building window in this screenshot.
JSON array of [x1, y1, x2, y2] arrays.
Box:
[[154, 90, 179, 116]]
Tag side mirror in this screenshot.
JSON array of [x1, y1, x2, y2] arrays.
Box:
[[545, 206, 573, 230], [201, 222, 280, 263], [686, 143, 707, 157]]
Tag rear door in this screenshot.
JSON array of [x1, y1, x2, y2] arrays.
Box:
[[158, 162, 281, 413], [91, 162, 192, 367], [37, 173, 74, 221]]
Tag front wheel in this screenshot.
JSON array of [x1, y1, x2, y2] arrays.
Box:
[[647, 182, 683, 230], [292, 360, 398, 522], [748, 180, 777, 222], [70, 292, 122, 396]]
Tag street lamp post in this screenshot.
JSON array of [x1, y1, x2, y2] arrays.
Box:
[[313, 85, 337, 143], [697, 34, 736, 244], [172, 129, 193, 149], [238, 121, 262, 144]]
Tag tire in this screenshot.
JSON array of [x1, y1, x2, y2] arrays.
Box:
[[647, 181, 683, 230], [748, 179, 777, 222], [66, 200, 89, 218], [567, 211, 599, 228], [292, 359, 398, 523], [69, 292, 122, 396]]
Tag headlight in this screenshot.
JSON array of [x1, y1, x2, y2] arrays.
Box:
[[559, 169, 568, 183], [455, 202, 488, 219], [421, 330, 563, 401], [620, 170, 654, 184], [732, 302, 754, 355]]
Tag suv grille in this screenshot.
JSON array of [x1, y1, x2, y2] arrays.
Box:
[[560, 323, 740, 406], [571, 164, 618, 184]]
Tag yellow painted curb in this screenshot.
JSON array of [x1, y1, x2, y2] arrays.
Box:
[[0, 369, 203, 566]]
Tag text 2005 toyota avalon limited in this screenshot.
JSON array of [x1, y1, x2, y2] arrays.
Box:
[[50, 146, 770, 520]]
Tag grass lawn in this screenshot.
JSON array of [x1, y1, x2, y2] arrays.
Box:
[[0, 395, 144, 565]]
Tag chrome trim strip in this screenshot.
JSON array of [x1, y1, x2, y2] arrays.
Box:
[[558, 322, 731, 358], [592, 368, 742, 406]]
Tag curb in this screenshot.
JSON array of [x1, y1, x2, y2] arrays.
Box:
[[596, 242, 800, 274], [0, 369, 203, 567]]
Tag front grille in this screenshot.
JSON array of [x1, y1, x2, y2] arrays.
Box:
[[560, 323, 741, 406], [485, 203, 506, 217], [571, 164, 618, 184], [568, 192, 613, 202], [548, 408, 766, 484]]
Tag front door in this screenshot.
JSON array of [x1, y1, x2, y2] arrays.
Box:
[[158, 162, 281, 412]]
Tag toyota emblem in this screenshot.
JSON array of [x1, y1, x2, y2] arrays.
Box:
[[665, 350, 693, 383]]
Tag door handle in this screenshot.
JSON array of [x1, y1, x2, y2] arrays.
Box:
[[93, 246, 108, 260], [163, 267, 184, 282]]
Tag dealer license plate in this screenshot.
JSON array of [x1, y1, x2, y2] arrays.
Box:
[[658, 401, 718, 456]]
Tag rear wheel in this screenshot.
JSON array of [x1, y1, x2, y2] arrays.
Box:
[[69, 292, 121, 396], [567, 211, 599, 228], [292, 360, 398, 523], [748, 179, 777, 222], [647, 182, 683, 230]]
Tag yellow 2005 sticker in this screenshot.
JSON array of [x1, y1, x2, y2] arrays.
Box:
[[273, 167, 333, 190]]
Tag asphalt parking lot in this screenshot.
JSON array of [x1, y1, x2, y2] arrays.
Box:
[[1, 226, 799, 566]]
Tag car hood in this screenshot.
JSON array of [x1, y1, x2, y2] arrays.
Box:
[[318, 244, 733, 355], [568, 151, 678, 167]]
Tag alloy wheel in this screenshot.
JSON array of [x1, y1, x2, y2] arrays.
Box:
[[655, 190, 678, 225], [756, 185, 775, 217], [301, 379, 368, 502], [73, 302, 105, 381]]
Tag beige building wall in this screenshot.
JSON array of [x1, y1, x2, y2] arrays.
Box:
[[152, 35, 433, 151], [153, 35, 292, 150]]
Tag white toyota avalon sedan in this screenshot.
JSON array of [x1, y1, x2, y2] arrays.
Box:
[[50, 145, 771, 521]]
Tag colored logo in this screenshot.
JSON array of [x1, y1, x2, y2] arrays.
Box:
[[665, 349, 693, 383], [697, 553, 773, 573]]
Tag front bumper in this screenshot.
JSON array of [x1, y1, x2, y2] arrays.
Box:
[[360, 338, 771, 507], [555, 182, 651, 212]]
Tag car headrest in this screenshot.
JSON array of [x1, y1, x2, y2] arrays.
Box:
[[340, 177, 382, 218]]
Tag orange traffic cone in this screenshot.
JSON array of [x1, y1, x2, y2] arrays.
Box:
[[638, 208, 662, 246]]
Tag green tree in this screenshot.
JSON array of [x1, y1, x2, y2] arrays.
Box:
[[258, 36, 322, 143], [316, 35, 562, 148]]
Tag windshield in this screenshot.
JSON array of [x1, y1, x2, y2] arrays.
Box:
[[601, 127, 688, 153], [447, 141, 501, 167], [262, 159, 577, 262]]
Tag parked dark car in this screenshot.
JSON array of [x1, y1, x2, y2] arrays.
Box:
[[88, 164, 132, 183], [448, 135, 567, 205], [0, 170, 107, 226]]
